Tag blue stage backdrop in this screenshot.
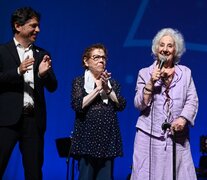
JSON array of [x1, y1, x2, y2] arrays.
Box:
[[0, 0, 207, 179]]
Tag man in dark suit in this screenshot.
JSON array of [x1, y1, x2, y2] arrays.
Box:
[[0, 7, 57, 179]]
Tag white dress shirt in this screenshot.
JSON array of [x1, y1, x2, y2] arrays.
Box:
[[14, 38, 34, 107]]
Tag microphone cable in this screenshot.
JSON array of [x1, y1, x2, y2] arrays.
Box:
[[149, 90, 155, 180]]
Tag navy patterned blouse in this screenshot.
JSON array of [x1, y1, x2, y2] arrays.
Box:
[[71, 76, 126, 158]]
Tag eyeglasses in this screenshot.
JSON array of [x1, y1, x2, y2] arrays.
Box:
[[90, 55, 107, 61]]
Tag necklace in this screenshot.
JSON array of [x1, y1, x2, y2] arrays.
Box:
[[161, 67, 175, 86]]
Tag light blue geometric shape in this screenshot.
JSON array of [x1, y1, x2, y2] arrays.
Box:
[[124, 0, 207, 52]]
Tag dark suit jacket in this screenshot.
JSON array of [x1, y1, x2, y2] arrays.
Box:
[[0, 40, 57, 134]]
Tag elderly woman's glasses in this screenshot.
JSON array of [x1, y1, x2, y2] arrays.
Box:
[[90, 55, 107, 61]]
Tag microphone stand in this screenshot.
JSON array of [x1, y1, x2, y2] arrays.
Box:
[[172, 133, 176, 180], [66, 133, 74, 180], [162, 122, 176, 180]]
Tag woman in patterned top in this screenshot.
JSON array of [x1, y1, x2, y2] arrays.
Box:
[[71, 43, 126, 180]]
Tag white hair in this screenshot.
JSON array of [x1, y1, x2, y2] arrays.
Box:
[[151, 28, 186, 64]]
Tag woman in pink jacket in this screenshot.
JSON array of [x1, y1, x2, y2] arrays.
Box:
[[131, 28, 198, 180]]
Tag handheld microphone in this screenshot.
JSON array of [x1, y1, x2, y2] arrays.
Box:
[[158, 55, 167, 69]]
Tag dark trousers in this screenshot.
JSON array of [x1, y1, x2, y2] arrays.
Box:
[[0, 114, 44, 180], [78, 157, 114, 180]]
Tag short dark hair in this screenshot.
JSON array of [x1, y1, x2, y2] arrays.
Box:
[[11, 7, 41, 34], [82, 43, 108, 69]]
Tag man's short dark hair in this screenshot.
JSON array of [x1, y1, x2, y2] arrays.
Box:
[[11, 7, 41, 34]]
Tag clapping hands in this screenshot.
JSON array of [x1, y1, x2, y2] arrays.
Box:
[[38, 55, 52, 77]]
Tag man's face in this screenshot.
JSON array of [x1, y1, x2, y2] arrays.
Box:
[[15, 17, 40, 44]]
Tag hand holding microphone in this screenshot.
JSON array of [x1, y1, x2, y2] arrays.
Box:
[[144, 55, 167, 98], [151, 55, 167, 82]]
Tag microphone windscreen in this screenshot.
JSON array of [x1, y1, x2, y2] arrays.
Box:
[[158, 55, 167, 69]]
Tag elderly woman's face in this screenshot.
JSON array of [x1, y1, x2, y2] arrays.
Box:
[[84, 48, 106, 75], [158, 35, 175, 63]]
